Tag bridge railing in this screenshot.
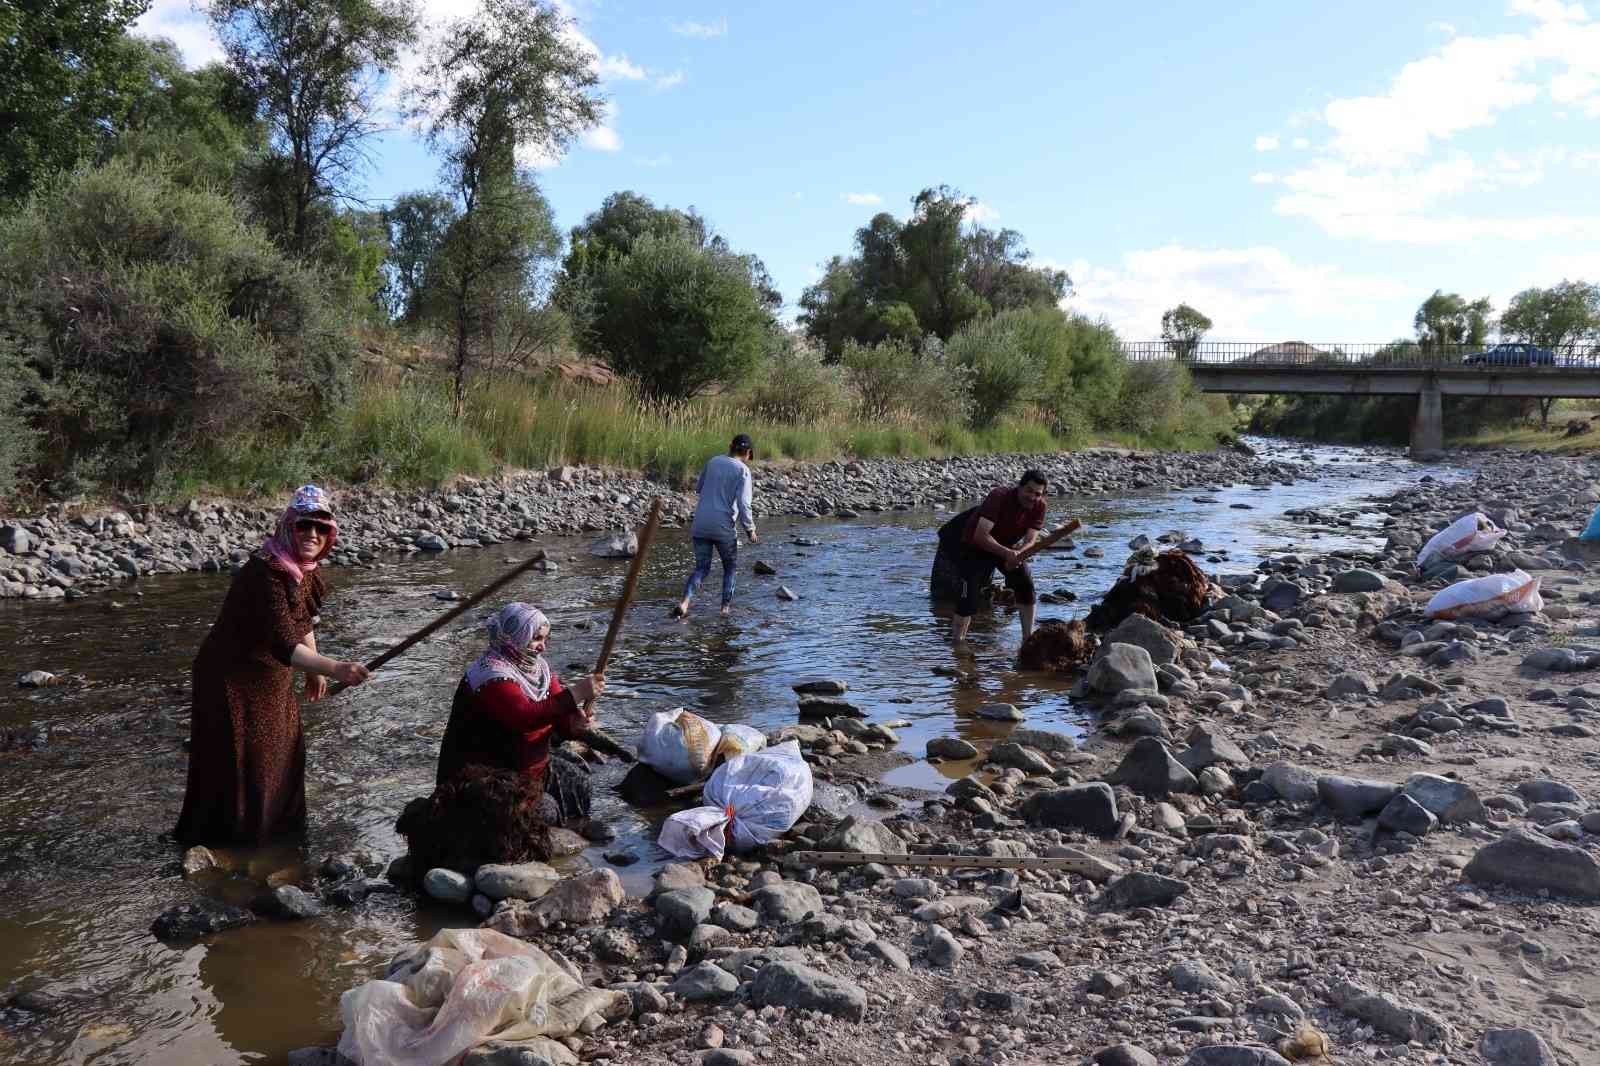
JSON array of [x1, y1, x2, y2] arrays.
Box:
[[1121, 340, 1600, 369]]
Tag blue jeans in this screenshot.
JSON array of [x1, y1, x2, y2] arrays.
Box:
[[684, 536, 738, 605]]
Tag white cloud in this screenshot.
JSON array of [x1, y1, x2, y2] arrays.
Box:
[[580, 99, 622, 152], [1509, 0, 1589, 23], [1254, 135, 1280, 151], [967, 201, 1000, 224], [843, 192, 883, 206], [596, 54, 647, 81], [671, 17, 728, 38], [1292, 136, 1311, 149], [1064, 244, 1409, 339], [653, 70, 686, 91], [637, 153, 673, 167], [1431, 21, 1458, 35], [1258, 3, 1600, 243], [133, 0, 225, 66], [1250, 172, 1278, 185]]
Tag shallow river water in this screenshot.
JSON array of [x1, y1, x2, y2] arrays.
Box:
[[0, 440, 1461, 1065]]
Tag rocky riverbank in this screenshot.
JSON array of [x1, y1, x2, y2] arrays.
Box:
[[0, 447, 1286, 603], [232, 446, 1600, 1066]]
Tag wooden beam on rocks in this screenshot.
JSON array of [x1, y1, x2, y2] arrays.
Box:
[[786, 850, 1113, 877]]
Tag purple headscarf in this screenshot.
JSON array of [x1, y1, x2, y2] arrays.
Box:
[[465, 602, 553, 700], [259, 484, 338, 583]]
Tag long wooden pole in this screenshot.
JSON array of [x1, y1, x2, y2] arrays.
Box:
[[326, 550, 552, 698], [589, 495, 664, 687], [1013, 517, 1081, 566]]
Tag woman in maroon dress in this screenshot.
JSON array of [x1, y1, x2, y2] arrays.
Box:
[[396, 603, 604, 872], [176, 485, 371, 846]]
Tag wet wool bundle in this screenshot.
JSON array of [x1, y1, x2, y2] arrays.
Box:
[[1017, 618, 1097, 672], [1086, 548, 1209, 631], [395, 764, 553, 874]]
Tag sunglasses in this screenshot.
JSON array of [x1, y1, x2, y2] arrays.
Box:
[[294, 519, 334, 536]]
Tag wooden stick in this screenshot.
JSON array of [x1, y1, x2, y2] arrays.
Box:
[[1012, 517, 1082, 566], [592, 496, 665, 679], [785, 850, 1110, 876], [326, 550, 552, 698]]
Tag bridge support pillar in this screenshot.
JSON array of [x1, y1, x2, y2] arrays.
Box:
[[1410, 383, 1443, 460]]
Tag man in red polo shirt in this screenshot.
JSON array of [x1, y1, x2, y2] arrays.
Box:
[[936, 469, 1049, 642]]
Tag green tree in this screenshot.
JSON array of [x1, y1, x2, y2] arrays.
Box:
[[410, 0, 601, 416], [381, 191, 459, 321], [103, 37, 265, 188], [0, 0, 152, 204], [961, 226, 1070, 314], [1414, 290, 1491, 355], [557, 190, 781, 337], [1160, 303, 1213, 359], [1500, 280, 1600, 426], [208, 0, 418, 252], [585, 234, 773, 400], [798, 185, 1066, 357]]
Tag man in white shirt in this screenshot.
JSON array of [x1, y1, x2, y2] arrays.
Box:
[[674, 434, 758, 618]]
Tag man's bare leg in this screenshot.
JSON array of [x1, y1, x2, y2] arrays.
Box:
[[1019, 603, 1036, 640], [951, 614, 972, 643]]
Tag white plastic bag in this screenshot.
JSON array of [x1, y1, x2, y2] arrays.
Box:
[[1417, 512, 1505, 570], [637, 708, 723, 784], [657, 740, 814, 860], [714, 723, 767, 761], [337, 929, 577, 1066], [1425, 569, 1543, 620]]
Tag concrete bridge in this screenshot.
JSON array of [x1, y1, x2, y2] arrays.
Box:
[[1125, 341, 1600, 458]]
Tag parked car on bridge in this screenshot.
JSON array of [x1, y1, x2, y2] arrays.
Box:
[[1462, 342, 1557, 367]]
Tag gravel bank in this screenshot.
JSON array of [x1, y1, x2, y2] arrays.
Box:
[[0, 447, 1286, 602]]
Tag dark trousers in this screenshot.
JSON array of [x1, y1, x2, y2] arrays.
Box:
[[946, 542, 1036, 616]]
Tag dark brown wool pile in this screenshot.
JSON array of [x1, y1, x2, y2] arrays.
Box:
[[1086, 549, 1209, 631], [395, 765, 553, 875], [1016, 618, 1097, 672]]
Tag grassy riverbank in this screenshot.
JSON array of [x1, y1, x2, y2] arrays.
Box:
[[159, 370, 1233, 502]]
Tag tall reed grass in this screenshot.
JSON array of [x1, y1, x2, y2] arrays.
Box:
[[164, 370, 1230, 499]]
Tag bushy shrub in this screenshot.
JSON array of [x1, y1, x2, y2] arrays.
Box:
[[1114, 359, 1190, 435], [944, 314, 1035, 428], [0, 158, 354, 493], [744, 338, 849, 424], [584, 234, 774, 400], [840, 338, 970, 423], [0, 341, 40, 498]]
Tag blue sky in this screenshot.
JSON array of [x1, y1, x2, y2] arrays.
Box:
[[137, 0, 1600, 341]]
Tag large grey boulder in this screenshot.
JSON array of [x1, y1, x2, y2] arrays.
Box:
[[820, 816, 905, 856], [1087, 643, 1158, 695], [1333, 568, 1386, 592], [746, 961, 867, 1021], [1178, 721, 1249, 772], [1184, 1048, 1292, 1066], [1098, 871, 1189, 909], [1019, 783, 1119, 837], [1402, 773, 1484, 823], [1006, 728, 1078, 757], [1464, 828, 1600, 899], [1325, 672, 1376, 699], [1317, 775, 1401, 821], [1330, 980, 1454, 1046], [1105, 738, 1198, 798], [750, 882, 824, 925], [668, 961, 738, 1002], [1261, 761, 1319, 804], [1102, 615, 1180, 666], [473, 861, 561, 901], [1479, 1028, 1560, 1066], [654, 886, 716, 936], [589, 532, 638, 558]]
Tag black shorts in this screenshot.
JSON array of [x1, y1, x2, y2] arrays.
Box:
[[947, 544, 1035, 617]]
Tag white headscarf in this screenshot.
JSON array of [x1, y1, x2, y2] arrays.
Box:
[[464, 602, 552, 701]]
